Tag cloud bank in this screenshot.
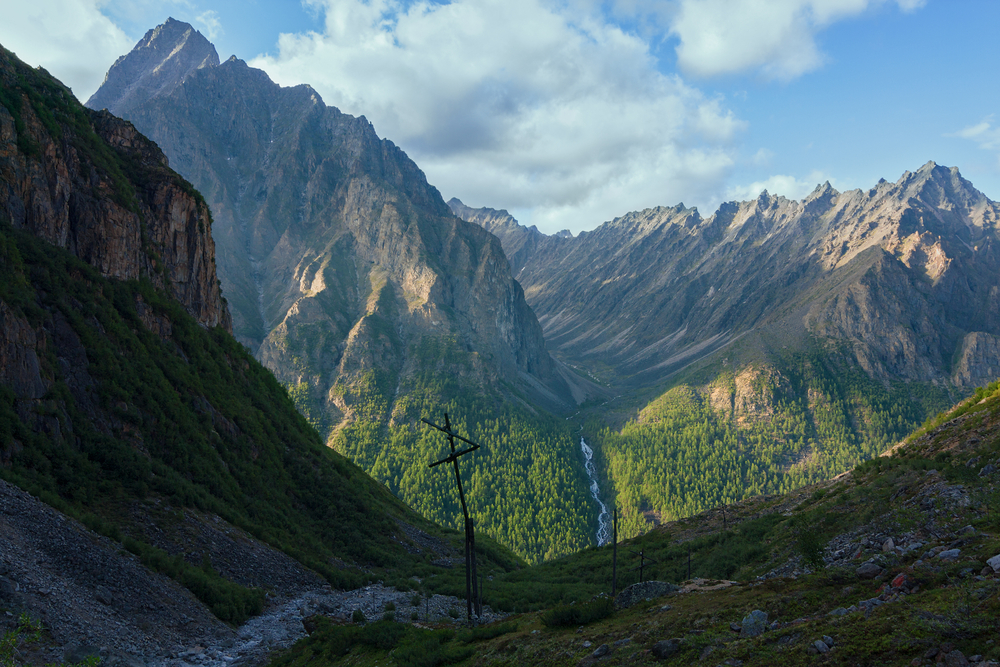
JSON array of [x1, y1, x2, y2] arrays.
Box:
[[251, 0, 744, 232], [669, 0, 926, 80], [2, 0, 133, 101]]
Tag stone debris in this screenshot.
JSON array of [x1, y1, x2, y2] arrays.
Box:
[[614, 581, 679, 609]]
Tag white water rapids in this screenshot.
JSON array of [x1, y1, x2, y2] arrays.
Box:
[[580, 437, 612, 546]]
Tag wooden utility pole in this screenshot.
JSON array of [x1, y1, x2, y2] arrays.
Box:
[[628, 549, 658, 583], [611, 506, 618, 597], [424, 413, 481, 625]]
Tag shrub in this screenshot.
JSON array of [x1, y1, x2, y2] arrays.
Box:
[[540, 597, 614, 627], [456, 622, 517, 643], [352, 609, 366, 624], [798, 530, 824, 566]]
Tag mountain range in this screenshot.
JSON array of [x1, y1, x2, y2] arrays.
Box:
[[83, 19, 1000, 550], [3, 17, 1000, 667], [452, 163, 1000, 535], [451, 164, 1000, 391]]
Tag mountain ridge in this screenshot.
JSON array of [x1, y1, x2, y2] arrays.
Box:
[[451, 161, 1000, 390]]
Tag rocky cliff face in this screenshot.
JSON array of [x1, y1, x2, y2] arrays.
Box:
[[88, 22, 581, 432], [452, 163, 1000, 391], [0, 45, 229, 330]]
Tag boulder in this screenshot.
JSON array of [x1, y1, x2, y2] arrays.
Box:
[[856, 562, 883, 579], [987, 554, 1000, 572], [943, 649, 970, 666], [614, 581, 678, 609], [651, 639, 681, 659], [740, 610, 768, 638]]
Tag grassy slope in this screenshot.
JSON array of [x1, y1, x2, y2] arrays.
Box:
[[273, 380, 1000, 665]]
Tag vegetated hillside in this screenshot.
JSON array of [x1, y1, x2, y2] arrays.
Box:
[[85, 19, 602, 565], [0, 41, 521, 647], [271, 382, 1000, 667], [585, 344, 952, 539], [453, 165, 997, 536]]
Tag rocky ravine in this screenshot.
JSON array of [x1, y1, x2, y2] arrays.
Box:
[[0, 478, 503, 667], [87, 20, 587, 430], [451, 163, 1000, 390]]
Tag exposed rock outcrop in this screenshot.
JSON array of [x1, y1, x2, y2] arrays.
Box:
[[0, 45, 229, 331]]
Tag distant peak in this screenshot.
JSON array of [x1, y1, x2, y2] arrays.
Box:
[[554, 229, 574, 239], [86, 19, 220, 114]]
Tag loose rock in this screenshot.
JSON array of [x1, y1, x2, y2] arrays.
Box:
[[856, 562, 883, 579], [986, 554, 1000, 572], [740, 610, 768, 638], [651, 639, 681, 659]]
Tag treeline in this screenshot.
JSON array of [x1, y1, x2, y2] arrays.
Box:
[[589, 350, 953, 539]]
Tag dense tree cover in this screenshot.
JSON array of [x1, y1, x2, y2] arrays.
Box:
[[589, 353, 953, 539], [0, 225, 493, 619], [330, 357, 597, 564]]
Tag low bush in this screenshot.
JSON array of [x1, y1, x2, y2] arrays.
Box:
[[540, 597, 614, 627]]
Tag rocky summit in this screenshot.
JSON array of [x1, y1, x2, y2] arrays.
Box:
[[86, 20, 586, 435], [451, 164, 1000, 390]]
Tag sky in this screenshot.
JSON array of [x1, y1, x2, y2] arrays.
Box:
[[1, 0, 997, 234]]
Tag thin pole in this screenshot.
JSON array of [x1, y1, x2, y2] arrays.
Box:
[[425, 413, 481, 627], [443, 413, 473, 625], [612, 506, 618, 597]]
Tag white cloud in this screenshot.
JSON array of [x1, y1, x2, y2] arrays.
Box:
[[951, 116, 1000, 151], [0, 0, 133, 101], [669, 0, 925, 80], [195, 10, 223, 40], [251, 0, 745, 232], [950, 116, 1000, 169], [725, 170, 834, 203]]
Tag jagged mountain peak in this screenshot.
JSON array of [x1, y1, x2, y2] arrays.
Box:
[[454, 163, 1000, 388], [86, 18, 218, 114], [805, 180, 838, 201]]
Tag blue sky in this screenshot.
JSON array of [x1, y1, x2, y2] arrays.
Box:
[[1, 1, 997, 234]]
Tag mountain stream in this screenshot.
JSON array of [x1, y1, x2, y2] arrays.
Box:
[[580, 437, 612, 546]]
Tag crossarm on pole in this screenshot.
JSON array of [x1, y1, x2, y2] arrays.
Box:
[[428, 444, 480, 468], [420, 418, 481, 449]]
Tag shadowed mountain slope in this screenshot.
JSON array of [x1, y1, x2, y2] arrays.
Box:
[[86, 20, 585, 427]]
